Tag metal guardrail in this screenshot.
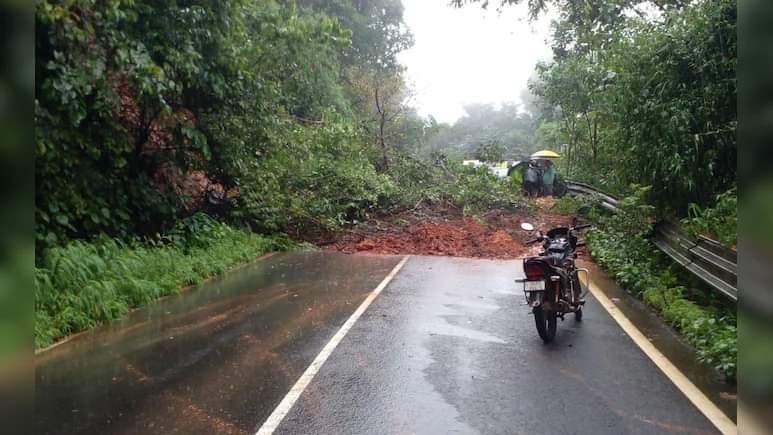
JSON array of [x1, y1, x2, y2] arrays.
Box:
[[652, 223, 737, 301], [565, 181, 738, 302], [566, 181, 619, 212]]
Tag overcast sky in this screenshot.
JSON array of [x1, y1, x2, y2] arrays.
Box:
[[398, 0, 554, 124]]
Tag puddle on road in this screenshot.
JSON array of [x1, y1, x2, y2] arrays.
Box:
[[579, 260, 737, 422], [35, 251, 402, 435]]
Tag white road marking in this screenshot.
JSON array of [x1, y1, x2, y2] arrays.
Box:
[[255, 255, 411, 435], [587, 280, 737, 435]]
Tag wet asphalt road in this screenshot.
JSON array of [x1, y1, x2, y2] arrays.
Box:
[[35, 252, 403, 435], [276, 255, 718, 435], [35, 252, 719, 434]]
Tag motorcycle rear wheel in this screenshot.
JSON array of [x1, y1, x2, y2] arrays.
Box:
[[533, 307, 557, 343]]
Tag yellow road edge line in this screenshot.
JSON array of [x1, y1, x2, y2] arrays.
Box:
[[587, 280, 737, 435], [255, 255, 411, 435]]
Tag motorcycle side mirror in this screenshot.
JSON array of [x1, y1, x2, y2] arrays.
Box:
[[520, 222, 535, 231]]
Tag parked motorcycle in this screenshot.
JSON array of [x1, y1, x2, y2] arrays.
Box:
[[516, 221, 591, 343]]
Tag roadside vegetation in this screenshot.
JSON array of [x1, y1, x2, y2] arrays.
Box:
[[682, 187, 738, 248], [35, 214, 292, 348], [523, 0, 736, 216], [35, 0, 423, 347], [34, 0, 521, 252], [35, 0, 737, 371], [387, 157, 525, 216]]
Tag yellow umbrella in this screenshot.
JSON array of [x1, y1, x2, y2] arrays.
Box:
[[531, 150, 561, 159]]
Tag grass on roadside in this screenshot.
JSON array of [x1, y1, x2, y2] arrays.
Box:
[[681, 187, 737, 248], [34, 213, 293, 349], [551, 195, 593, 216]]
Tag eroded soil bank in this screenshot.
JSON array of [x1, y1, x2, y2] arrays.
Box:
[[306, 198, 573, 259]]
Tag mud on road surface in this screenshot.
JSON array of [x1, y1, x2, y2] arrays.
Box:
[[309, 198, 573, 259]]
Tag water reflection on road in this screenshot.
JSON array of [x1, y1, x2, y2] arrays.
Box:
[[35, 251, 402, 435]]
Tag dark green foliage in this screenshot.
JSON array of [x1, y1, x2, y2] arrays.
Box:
[[36, 0, 253, 246], [384, 155, 526, 216], [682, 187, 737, 247], [529, 0, 736, 213], [295, 0, 414, 71], [229, 118, 397, 233], [35, 214, 292, 348], [604, 0, 736, 211], [34, 0, 382, 253]]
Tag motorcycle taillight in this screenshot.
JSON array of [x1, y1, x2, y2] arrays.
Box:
[[524, 262, 546, 280]]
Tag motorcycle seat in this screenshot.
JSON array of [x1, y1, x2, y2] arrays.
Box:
[[533, 256, 563, 267]]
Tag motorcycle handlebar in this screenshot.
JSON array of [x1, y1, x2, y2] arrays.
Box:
[[526, 225, 590, 245]]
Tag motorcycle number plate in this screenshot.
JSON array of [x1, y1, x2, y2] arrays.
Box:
[[524, 280, 545, 291]]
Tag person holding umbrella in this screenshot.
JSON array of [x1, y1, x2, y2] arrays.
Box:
[[522, 160, 542, 197], [542, 160, 555, 196], [529, 150, 560, 197]]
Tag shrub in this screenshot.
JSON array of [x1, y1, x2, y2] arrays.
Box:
[[35, 214, 292, 348], [551, 195, 590, 216], [682, 187, 737, 248], [387, 156, 525, 214], [229, 118, 397, 233]]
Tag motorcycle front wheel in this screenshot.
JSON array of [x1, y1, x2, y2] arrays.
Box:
[[533, 307, 557, 343]]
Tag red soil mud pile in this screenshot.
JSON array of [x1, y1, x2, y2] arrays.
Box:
[[314, 202, 575, 259], [328, 219, 526, 258]]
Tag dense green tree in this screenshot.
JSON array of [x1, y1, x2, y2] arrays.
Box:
[[602, 0, 736, 210], [530, 55, 607, 175], [296, 0, 413, 70], [35, 0, 395, 252], [294, 0, 416, 171], [456, 0, 736, 212]]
